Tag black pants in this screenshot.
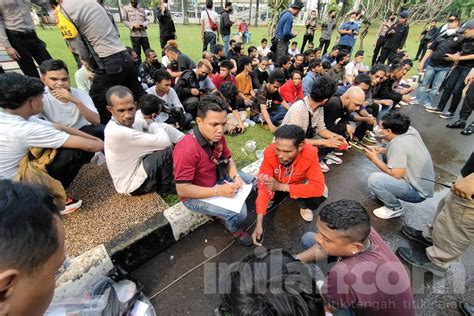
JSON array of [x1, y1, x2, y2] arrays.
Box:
[[354, 121, 374, 140], [89, 51, 145, 124], [46, 148, 94, 190], [415, 40, 429, 60], [319, 38, 331, 56], [130, 148, 175, 196], [338, 44, 353, 55], [371, 37, 387, 65], [6, 29, 51, 78], [276, 40, 289, 64], [301, 34, 314, 52], [273, 191, 326, 211], [130, 36, 150, 61], [460, 82, 474, 121], [182, 96, 199, 118], [377, 47, 396, 64], [79, 124, 106, 140], [435, 66, 471, 114], [160, 34, 176, 49]]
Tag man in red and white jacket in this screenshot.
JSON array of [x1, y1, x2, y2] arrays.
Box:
[[252, 124, 327, 245]]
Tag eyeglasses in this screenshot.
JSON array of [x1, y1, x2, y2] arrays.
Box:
[[448, 19, 457, 22]]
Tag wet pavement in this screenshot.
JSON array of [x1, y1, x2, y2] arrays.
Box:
[[132, 102, 473, 315]]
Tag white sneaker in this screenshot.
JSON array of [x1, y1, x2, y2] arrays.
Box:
[[300, 208, 314, 222], [325, 153, 342, 165], [373, 206, 403, 219], [320, 161, 330, 173]]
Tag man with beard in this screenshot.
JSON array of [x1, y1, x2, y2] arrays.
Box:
[[139, 49, 165, 88]]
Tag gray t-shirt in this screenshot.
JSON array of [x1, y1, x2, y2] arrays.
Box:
[[387, 127, 434, 198]]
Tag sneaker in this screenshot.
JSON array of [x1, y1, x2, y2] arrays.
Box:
[[363, 135, 377, 144], [458, 301, 474, 316], [439, 112, 454, 119], [461, 122, 473, 136], [325, 152, 342, 165], [401, 225, 433, 247], [61, 197, 82, 215], [396, 247, 447, 277], [425, 106, 443, 113], [231, 229, 253, 246], [349, 140, 364, 150], [446, 120, 466, 129], [333, 151, 344, 156], [319, 161, 330, 173], [373, 206, 403, 219], [300, 208, 314, 222]]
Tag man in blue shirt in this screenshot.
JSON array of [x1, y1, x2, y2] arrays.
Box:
[[274, 2, 303, 62], [337, 11, 360, 54]]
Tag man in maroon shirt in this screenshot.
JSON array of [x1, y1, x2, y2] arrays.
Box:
[[296, 200, 415, 316], [211, 60, 236, 89], [173, 94, 255, 245]]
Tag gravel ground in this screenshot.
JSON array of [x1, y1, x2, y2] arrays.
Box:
[[63, 163, 168, 256]]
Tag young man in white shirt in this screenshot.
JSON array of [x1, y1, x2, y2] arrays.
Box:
[[39, 59, 105, 139], [0, 73, 104, 214], [200, 2, 219, 53], [345, 50, 367, 83], [104, 85, 175, 196], [257, 38, 271, 57]]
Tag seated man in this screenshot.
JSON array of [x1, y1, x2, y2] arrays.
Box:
[[323, 86, 365, 140], [254, 70, 288, 133], [104, 86, 175, 196], [302, 59, 331, 96], [250, 57, 270, 89], [218, 248, 324, 315], [219, 82, 247, 134], [211, 60, 236, 89], [75, 55, 94, 93], [344, 50, 367, 82], [375, 63, 412, 117], [277, 55, 292, 80], [364, 112, 434, 219], [296, 200, 415, 316], [173, 94, 255, 245], [236, 56, 256, 107], [0, 180, 66, 316], [251, 125, 326, 245], [321, 45, 339, 64], [324, 51, 350, 85], [281, 76, 346, 173], [174, 59, 216, 117], [0, 73, 103, 214], [289, 53, 305, 74], [139, 49, 165, 88], [147, 69, 192, 129], [165, 46, 196, 73], [279, 70, 304, 105], [39, 60, 104, 139]]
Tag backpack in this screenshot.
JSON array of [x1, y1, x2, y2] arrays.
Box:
[[206, 9, 218, 31]]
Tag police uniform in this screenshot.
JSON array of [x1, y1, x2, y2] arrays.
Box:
[[0, 0, 52, 77], [57, 0, 144, 124]]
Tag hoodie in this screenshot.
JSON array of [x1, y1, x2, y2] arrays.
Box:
[[279, 79, 303, 104], [256, 143, 325, 215]]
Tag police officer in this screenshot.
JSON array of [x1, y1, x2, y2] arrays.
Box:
[[0, 0, 52, 77], [122, 0, 150, 61], [51, 0, 145, 124]]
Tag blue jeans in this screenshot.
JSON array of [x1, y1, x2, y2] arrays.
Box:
[[368, 172, 425, 209], [183, 172, 255, 233], [222, 35, 230, 56], [203, 31, 217, 53], [269, 105, 287, 125], [416, 64, 449, 107]]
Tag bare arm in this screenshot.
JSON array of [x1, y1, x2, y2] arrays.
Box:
[[61, 135, 103, 152], [259, 104, 277, 132], [296, 244, 327, 263], [53, 123, 101, 142]]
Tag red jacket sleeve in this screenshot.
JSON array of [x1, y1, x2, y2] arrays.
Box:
[[288, 150, 325, 199], [256, 146, 275, 215], [279, 81, 294, 103]]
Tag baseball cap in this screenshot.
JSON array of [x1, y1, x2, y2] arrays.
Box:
[[290, 1, 304, 10], [399, 11, 409, 18], [459, 20, 474, 32]]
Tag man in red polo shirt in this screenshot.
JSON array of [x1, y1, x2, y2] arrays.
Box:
[[173, 94, 255, 245], [252, 124, 326, 245], [211, 60, 236, 89]]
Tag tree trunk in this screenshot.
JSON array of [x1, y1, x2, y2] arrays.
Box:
[[249, 0, 253, 23], [254, 0, 260, 27]]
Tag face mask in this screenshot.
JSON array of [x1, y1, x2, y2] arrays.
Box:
[[446, 29, 456, 36], [350, 18, 355, 22], [229, 8, 233, 13], [373, 125, 387, 139], [198, 74, 208, 81], [152, 59, 160, 66], [390, 17, 396, 22], [131, 2, 138, 8]]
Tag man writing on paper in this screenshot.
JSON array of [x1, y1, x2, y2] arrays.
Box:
[[251, 125, 326, 245], [173, 94, 255, 246]]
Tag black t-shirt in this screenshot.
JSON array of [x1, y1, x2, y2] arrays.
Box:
[[251, 68, 269, 89], [461, 152, 474, 177], [155, 7, 176, 38], [255, 85, 283, 113], [429, 33, 463, 67], [323, 96, 349, 136], [459, 37, 474, 68]]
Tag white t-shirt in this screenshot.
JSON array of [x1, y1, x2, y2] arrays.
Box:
[[40, 87, 98, 129], [257, 45, 270, 57], [288, 48, 300, 57], [0, 111, 69, 180], [201, 9, 218, 34], [74, 66, 93, 93], [146, 86, 184, 110], [134, 110, 184, 143], [345, 61, 366, 77], [104, 119, 172, 194]]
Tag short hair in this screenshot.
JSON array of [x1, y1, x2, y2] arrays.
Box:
[[230, 39, 236, 45], [370, 64, 387, 75], [152, 69, 172, 83], [165, 46, 179, 54], [138, 94, 163, 115], [319, 200, 371, 243], [144, 48, 156, 57], [295, 53, 304, 60], [290, 70, 303, 79], [219, 82, 238, 109], [402, 58, 413, 68], [330, 45, 340, 52], [389, 62, 405, 72], [215, 44, 224, 54], [275, 124, 305, 147], [0, 180, 60, 273], [220, 60, 234, 71], [247, 45, 257, 55], [354, 73, 371, 87], [225, 1, 232, 7], [309, 76, 336, 102], [354, 50, 364, 57], [39, 59, 69, 75], [336, 51, 349, 63], [106, 85, 133, 105], [219, 249, 324, 315], [291, 41, 298, 46], [197, 93, 227, 119], [381, 111, 411, 135], [238, 56, 253, 70], [259, 56, 269, 63], [197, 59, 213, 72], [0, 73, 45, 110], [268, 69, 286, 84], [308, 59, 322, 70], [329, 9, 336, 14], [321, 61, 332, 69], [261, 38, 267, 44], [278, 55, 291, 65], [206, 0, 213, 9], [233, 42, 244, 53]]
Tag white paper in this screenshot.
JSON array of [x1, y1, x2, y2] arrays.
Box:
[[199, 184, 252, 214]]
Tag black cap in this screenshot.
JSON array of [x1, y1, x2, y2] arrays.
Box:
[[290, 1, 304, 10]]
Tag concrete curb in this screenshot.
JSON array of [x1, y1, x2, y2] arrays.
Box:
[[99, 158, 264, 271]]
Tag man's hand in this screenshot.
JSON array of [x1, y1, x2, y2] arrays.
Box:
[[363, 146, 379, 161], [228, 121, 236, 134], [365, 116, 376, 126], [217, 183, 240, 197], [418, 62, 425, 73], [465, 74, 474, 85], [322, 137, 343, 148], [445, 52, 461, 62], [232, 175, 244, 190], [346, 124, 355, 139], [191, 88, 200, 96], [238, 122, 246, 133], [401, 94, 412, 103], [51, 88, 76, 103], [451, 174, 474, 200], [6, 47, 20, 60], [269, 124, 277, 134], [252, 225, 264, 246], [263, 177, 283, 192], [369, 146, 386, 154]]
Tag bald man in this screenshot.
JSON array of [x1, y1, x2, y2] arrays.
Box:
[[323, 86, 365, 139]]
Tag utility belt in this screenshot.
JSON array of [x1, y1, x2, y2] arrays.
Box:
[[6, 29, 37, 39]]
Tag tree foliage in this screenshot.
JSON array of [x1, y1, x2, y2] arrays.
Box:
[[267, 0, 290, 37]]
